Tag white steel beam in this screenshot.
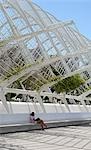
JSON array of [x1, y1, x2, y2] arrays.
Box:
[[0, 87, 10, 113], [1, 87, 90, 113], [0, 50, 91, 87]]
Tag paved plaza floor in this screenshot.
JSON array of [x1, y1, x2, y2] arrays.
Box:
[[1, 124, 91, 150]]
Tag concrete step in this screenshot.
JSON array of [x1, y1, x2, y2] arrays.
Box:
[[0, 119, 91, 134]]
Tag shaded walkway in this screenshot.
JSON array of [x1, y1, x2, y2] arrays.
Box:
[[1, 124, 91, 150]]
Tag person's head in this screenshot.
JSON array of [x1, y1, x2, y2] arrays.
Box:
[[30, 112, 35, 116]]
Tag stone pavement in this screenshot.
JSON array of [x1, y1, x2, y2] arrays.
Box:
[[1, 124, 91, 150]]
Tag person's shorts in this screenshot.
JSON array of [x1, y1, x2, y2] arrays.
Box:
[[35, 118, 43, 124]]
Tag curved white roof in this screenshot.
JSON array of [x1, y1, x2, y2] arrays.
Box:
[[0, 0, 91, 89]]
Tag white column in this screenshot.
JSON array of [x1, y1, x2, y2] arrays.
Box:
[[61, 93, 71, 112], [36, 93, 46, 113], [20, 82, 31, 113], [0, 87, 10, 113], [80, 96, 88, 112]]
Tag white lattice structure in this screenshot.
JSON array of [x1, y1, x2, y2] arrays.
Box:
[[0, 0, 91, 114]]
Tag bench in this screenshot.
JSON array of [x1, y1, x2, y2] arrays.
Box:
[[1, 112, 91, 134], [1, 119, 91, 134]]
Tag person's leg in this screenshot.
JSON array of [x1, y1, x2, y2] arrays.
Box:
[[42, 122, 47, 128], [40, 120, 47, 129], [37, 120, 44, 130], [40, 123, 44, 130]]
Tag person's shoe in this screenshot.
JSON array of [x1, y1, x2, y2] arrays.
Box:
[[41, 128, 44, 130]]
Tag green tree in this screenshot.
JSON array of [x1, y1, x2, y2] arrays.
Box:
[[51, 74, 85, 93]]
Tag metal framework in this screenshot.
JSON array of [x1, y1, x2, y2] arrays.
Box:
[[0, 0, 91, 114]]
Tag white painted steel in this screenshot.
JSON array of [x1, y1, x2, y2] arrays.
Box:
[[0, 112, 91, 125], [0, 0, 91, 116]]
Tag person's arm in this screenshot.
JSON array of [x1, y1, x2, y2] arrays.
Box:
[[30, 115, 35, 123]]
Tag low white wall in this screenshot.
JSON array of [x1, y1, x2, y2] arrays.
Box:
[[0, 102, 90, 114], [1, 112, 91, 125]]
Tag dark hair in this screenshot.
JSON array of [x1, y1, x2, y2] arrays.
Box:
[[35, 118, 40, 121], [30, 112, 35, 116]]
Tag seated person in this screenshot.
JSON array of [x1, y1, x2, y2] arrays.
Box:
[[30, 112, 35, 123], [30, 112, 47, 130]]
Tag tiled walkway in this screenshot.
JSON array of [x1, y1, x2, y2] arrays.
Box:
[[1, 125, 91, 150]]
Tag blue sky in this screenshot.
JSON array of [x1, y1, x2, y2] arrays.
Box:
[[33, 0, 91, 40]]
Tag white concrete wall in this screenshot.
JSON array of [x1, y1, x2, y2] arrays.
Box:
[[0, 102, 91, 125], [1, 112, 91, 125], [1, 102, 91, 114]]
